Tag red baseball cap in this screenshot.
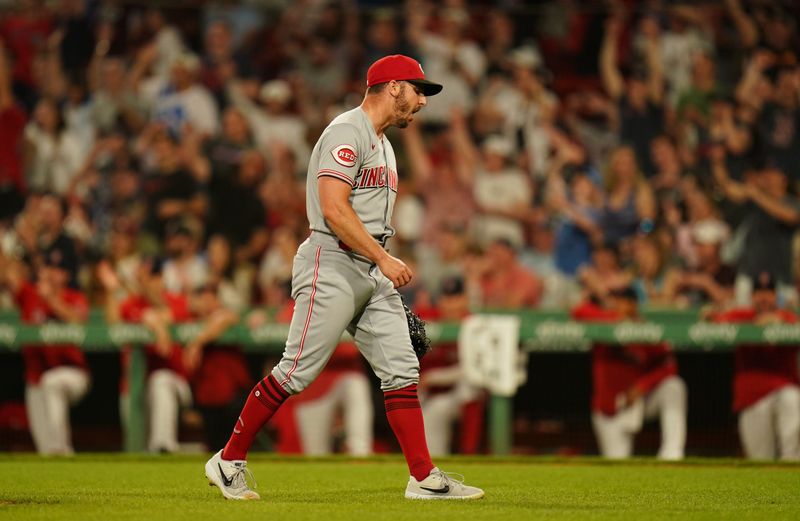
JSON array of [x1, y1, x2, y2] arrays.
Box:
[[366, 55, 443, 96]]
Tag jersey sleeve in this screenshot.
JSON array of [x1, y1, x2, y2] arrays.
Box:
[[315, 124, 362, 187]]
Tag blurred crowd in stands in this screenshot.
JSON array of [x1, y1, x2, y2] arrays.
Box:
[[0, 0, 799, 459], [2, 0, 800, 313]]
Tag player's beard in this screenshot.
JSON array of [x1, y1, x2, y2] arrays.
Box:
[[393, 86, 413, 128]]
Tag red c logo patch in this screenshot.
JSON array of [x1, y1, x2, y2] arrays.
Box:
[[332, 145, 358, 168]]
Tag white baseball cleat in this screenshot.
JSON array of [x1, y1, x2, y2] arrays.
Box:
[[404, 467, 485, 500], [205, 450, 260, 500]]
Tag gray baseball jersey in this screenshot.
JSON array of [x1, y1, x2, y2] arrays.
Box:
[[306, 107, 399, 241], [271, 106, 418, 394]]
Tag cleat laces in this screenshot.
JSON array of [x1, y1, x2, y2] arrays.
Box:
[[229, 464, 257, 491]]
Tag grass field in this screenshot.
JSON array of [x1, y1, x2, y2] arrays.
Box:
[[0, 455, 798, 521]]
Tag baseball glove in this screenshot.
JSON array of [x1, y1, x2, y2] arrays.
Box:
[[404, 303, 431, 360]]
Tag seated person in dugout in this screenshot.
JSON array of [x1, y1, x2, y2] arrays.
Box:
[[707, 272, 800, 461], [572, 287, 687, 460]]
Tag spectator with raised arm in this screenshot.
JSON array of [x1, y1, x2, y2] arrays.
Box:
[[226, 79, 309, 172], [598, 146, 656, 247], [146, 52, 219, 138], [199, 19, 252, 107], [498, 46, 559, 178], [756, 65, 800, 184], [600, 14, 664, 174], [448, 108, 532, 249], [207, 149, 269, 266], [137, 126, 207, 246], [711, 146, 800, 305], [400, 116, 475, 247], [88, 56, 148, 135], [546, 134, 603, 280], [203, 108, 253, 182], [23, 97, 87, 195], [407, 5, 486, 123]]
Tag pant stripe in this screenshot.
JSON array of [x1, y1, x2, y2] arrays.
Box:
[[281, 246, 322, 387]]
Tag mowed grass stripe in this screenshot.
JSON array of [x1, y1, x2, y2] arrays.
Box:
[[0, 457, 798, 521]]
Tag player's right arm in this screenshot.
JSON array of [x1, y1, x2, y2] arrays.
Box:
[[319, 177, 412, 288]]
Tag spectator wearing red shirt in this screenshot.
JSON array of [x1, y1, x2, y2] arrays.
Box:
[[708, 272, 800, 460], [417, 276, 485, 456], [0, 39, 26, 221], [473, 239, 543, 309], [0, 245, 89, 455], [572, 287, 687, 460], [99, 258, 193, 453], [0, 1, 52, 108]]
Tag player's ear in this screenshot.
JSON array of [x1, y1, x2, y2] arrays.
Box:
[[388, 80, 401, 98]]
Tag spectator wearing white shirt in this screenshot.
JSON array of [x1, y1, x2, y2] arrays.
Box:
[[24, 97, 87, 195], [143, 9, 186, 80], [161, 218, 209, 295], [408, 7, 486, 123], [227, 79, 309, 174], [148, 53, 219, 138], [449, 110, 532, 248], [477, 47, 557, 179]]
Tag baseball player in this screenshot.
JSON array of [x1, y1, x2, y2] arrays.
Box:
[[708, 272, 800, 460], [99, 259, 193, 454], [205, 55, 484, 500], [572, 287, 687, 460], [0, 248, 90, 455]]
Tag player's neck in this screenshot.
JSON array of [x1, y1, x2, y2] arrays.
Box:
[[360, 98, 391, 138]]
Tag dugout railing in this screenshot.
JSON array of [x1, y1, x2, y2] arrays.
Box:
[[2, 309, 799, 454]]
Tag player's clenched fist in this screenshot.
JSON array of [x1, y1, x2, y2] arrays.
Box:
[[378, 254, 413, 288]]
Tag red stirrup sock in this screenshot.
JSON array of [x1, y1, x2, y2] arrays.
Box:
[[384, 384, 434, 481], [222, 374, 290, 461]]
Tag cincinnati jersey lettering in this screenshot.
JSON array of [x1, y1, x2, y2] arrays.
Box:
[[356, 165, 398, 190], [306, 107, 399, 239]]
